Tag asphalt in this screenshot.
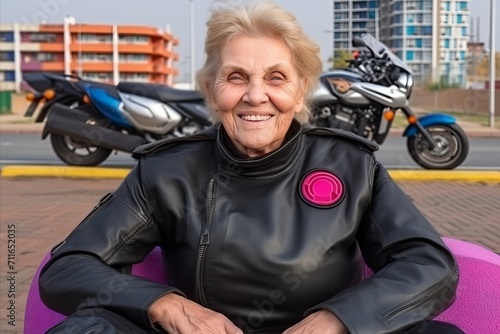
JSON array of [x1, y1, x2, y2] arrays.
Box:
[[2, 109, 500, 180], [1, 112, 500, 333]]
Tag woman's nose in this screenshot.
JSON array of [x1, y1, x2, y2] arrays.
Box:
[[243, 80, 269, 105]]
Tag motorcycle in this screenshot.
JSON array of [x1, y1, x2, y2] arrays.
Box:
[[311, 33, 469, 170], [41, 81, 213, 166], [23, 73, 128, 166], [23, 72, 114, 116]]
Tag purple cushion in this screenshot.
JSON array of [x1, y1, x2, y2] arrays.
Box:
[[24, 239, 500, 334], [434, 238, 500, 334]]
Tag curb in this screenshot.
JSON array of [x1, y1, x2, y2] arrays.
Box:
[[0, 165, 130, 179], [1, 124, 500, 138], [1, 165, 500, 183]]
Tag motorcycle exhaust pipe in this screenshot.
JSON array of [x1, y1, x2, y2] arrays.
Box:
[[43, 103, 147, 153]]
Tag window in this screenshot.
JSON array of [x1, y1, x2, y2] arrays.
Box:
[[0, 51, 14, 61], [37, 53, 56, 61], [0, 71, 16, 81], [78, 53, 113, 62], [422, 26, 432, 36], [119, 73, 149, 82], [407, 1, 418, 10], [0, 32, 14, 42], [26, 33, 56, 43], [407, 39, 416, 48], [78, 34, 112, 43], [119, 54, 149, 63], [119, 35, 150, 44], [81, 72, 112, 81]]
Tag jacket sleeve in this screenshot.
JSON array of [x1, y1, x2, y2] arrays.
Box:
[[38, 163, 184, 330], [306, 163, 459, 334]]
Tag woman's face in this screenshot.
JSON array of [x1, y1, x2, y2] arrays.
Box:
[[211, 36, 305, 157]]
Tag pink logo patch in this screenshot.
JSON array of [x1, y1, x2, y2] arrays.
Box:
[[300, 170, 345, 208]]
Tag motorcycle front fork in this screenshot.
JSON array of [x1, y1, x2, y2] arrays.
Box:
[[400, 107, 437, 150]]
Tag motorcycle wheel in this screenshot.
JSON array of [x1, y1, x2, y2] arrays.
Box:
[[406, 123, 469, 170], [50, 133, 112, 167]]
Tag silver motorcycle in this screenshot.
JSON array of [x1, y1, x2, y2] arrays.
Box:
[[312, 33, 469, 170]]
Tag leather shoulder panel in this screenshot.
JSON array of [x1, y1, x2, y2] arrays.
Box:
[[132, 125, 218, 158], [302, 125, 379, 152]]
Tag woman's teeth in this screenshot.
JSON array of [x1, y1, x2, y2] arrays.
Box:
[[240, 115, 272, 121]]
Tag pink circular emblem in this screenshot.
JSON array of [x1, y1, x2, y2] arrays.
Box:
[[300, 170, 345, 208]]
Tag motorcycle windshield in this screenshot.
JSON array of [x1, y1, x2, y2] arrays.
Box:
[[360, 33, 411, 73]]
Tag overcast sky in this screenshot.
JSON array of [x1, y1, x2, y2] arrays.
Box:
[[1, 0, 498, 83]]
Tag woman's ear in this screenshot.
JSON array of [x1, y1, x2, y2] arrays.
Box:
[[209, 94, 219, 113], [205, 83, 219, 112]]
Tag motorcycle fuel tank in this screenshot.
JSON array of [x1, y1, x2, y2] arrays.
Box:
[[118, 92, 182, 134], [320, 71, 371, 107], [349, 82, 408, 109]]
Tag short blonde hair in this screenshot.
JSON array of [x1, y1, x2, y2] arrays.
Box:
[[196, 0, 322, 124]]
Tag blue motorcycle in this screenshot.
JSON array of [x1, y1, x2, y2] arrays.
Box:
[[42, 81, 213, 166]]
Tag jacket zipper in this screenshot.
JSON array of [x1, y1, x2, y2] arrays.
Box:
[[195, 178, 215, 306], [384, 294, 428, 321], [384, 255, 459, 322]]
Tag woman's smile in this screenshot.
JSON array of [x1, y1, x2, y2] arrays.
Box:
[[238, 114, 273, 122]]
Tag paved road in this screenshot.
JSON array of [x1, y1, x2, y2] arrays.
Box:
[[0, 177, 499, 333], [2, 133, 500, 169]]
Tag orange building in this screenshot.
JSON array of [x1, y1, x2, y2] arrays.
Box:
[[0, 17, 179, 92]]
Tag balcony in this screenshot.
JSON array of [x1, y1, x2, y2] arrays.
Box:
[[0, 61, 15, 70], [21, 61, 43, 71]]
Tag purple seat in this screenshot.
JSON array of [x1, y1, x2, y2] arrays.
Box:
[[25, 238, 500, 334]]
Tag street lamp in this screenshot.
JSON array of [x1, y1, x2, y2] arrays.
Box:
[[324, 29, 334, 70], [488, 0, 496, 128], [189, 0, 195, 89]]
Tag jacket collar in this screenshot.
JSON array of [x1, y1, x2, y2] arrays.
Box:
[[216, 119, 304, 178]]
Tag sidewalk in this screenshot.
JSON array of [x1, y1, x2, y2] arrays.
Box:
[[0, 177, 499, 333]]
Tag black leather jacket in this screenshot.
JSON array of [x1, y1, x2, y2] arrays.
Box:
[[39, 121, 458, 334]]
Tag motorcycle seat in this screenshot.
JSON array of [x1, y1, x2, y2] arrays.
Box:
[[117, 82, 205, 103]]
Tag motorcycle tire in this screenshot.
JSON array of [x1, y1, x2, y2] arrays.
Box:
[[406, 123, 469, 170], [50, 133, 112, 167]]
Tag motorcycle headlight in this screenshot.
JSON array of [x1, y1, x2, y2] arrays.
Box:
[[395, 72, 414, 98]]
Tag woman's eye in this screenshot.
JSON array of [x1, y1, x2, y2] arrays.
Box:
[[228, 74, 244, 82], [269, 73, 285, 82]]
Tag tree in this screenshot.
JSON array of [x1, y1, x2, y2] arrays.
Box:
[[327, 50, 354, 71], [473, 52, 500, 80]]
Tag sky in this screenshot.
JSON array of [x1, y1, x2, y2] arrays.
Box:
[[1, 0, 498, 83]]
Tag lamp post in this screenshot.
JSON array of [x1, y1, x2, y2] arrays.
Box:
[[189, 0, 195, 89], [488, 0, 496, 128], [324, 29, 334, 70]]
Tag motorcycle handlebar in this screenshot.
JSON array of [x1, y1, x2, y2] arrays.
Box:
[[348, 51, 394, 84]]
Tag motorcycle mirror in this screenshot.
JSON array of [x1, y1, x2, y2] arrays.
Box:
[[390, 68, 401, 81], [351, 36, 365, 48]]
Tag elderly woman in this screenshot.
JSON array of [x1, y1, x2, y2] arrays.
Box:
[[40, 1, 463, 334]]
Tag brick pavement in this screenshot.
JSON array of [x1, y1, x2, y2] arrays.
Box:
[[0, 177, 499, 333]]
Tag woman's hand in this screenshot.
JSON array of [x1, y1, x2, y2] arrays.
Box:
[[282, 309, 349, 334], [148, 293, 243, 334]]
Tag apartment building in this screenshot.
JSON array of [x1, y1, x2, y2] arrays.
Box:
[[0, 16, 179, 92], [332, 0, 380, 54], [332, 0, 470, 87]]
